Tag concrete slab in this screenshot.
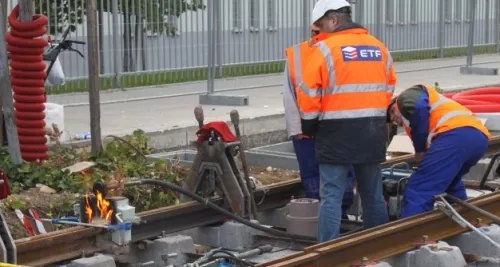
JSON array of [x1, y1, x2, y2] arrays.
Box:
[[477, 113, 500, 131], [462, 158, 500, 182], [446, 224, 500, 258], [385, 241, 466, 267], [57, 55, 500, 150], [69, 254, 116, 267]]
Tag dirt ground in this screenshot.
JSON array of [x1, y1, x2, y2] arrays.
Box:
[[2, 165, 298, 240], [0, 187, 75, 240], [248, 166, 300, 186]]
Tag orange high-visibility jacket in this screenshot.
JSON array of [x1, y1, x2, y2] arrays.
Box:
[[396, 84, 490, 150], [296, 23, 397, 164], [284, 33, 332, 139]]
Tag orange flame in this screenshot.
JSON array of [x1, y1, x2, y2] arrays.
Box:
[[84, 192, 93, 223], [84, 190, 113, 224]]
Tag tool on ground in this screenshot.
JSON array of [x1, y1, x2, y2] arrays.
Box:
[[381, 163, 412, 220], [435, 193, 500, 225], [41, 217, 132, 232], [42, 217, 109, 229], [28, 209, 46, 234], [180, 106, 253, 219], [435, 194, 500, 250], [14, 210, 34, 237], [230, 109, 258, 220]]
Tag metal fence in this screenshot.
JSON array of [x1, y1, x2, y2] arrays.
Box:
[[6, 0, 500, 105]]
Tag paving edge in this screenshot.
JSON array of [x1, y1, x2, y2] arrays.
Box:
[[55, 113, 290, 151]]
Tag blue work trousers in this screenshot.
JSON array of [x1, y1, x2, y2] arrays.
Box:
[[292, 138, 354, 218], [317, 163, 388, 242], [401, 127, 489, 219]]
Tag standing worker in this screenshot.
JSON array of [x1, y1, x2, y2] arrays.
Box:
[[387, 84, 490, 218], [297, 0, 397, 242], [283, 24, 355, 220]]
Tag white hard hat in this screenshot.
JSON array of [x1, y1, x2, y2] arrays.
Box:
[[311, 0, 352, 25]]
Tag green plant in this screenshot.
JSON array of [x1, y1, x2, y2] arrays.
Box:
[[2, 196, 26, 210], [0, 129, 183, 213]]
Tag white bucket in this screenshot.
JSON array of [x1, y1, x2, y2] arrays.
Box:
[[43, 103, 68, 143]]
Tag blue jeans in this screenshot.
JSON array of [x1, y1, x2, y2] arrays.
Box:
[[401, 127, 488, 218], [318, 163, 388, 242], [292, 138, 355, 217]]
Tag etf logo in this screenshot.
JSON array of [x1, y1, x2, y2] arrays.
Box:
[[341, 45, 382, 62]]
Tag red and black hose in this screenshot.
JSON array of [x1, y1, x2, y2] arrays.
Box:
[[445, 87, 500, 113], [5, 5, 49, 162]]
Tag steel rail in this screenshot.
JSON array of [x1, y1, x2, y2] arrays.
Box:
[[258, 191, 500, 267], [12, 134, 500, 266], [15, 179, 303, 266]]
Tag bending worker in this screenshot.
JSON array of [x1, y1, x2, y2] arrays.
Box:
[[297, 0, 396, 242], [387, 84, 490, 218], [283, 24, 355, 219]]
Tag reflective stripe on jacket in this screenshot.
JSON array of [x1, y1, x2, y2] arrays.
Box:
[[296, 23, 397, 164], [398, 84, 491, 150], [283, 41, 312, 138]]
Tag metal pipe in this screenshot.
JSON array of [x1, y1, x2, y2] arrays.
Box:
[[236, 245, 273, 258], [230, 109, 258, 219], [111, 0, 120, 88], [41, 219, 110, 229], [436, 196, 500, 251], [440, 193, 500, 225]]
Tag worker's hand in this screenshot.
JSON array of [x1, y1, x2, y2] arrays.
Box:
[[415, 152, 424, 165], [292, 134, 305, 140]]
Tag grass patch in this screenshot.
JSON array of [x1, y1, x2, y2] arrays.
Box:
[[46, 44, 499, 95]]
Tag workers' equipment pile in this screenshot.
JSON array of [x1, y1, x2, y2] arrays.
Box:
[[180, 106, 258, 219], [382, 163, 413, 220]]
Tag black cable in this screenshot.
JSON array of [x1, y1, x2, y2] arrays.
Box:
[[131, 179, 317, 241], [206, 255, 255, 267], [213, 250, 239, 259]]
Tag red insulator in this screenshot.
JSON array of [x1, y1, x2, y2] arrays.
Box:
[[5, 5, 49, 162]]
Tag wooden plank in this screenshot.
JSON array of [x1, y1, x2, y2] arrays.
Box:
[[86, 0, 103, 157]]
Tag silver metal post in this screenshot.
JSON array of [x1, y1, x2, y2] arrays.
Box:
[[206, 0, 215, 95], [460, 0, 499, 75], [466, 0, 476, 67], [112, 0, 120, 88]]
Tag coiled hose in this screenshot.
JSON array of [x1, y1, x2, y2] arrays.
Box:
[[5, 5, 49, 162], [446, 87, 500, 113]]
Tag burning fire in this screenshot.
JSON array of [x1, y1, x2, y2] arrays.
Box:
[[84, 190, 113, 223], [85, 192, 93, 223]]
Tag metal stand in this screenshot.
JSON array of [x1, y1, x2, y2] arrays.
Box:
[[180, 106, 252, 219], [0, 210, 16, 264], [460, 0, 498, 76]]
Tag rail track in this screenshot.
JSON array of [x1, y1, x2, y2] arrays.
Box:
[[259, 191, 500, 267], [11, 135, 500, 266]]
